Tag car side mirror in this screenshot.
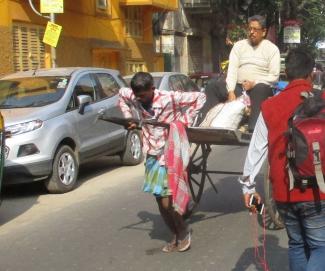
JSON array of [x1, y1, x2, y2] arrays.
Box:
[[77, 95, 92, 114]]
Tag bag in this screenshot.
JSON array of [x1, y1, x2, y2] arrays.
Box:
[[199, 103, 225, 127], [210, 96, 247, 130], [286, 90, 325, 193]]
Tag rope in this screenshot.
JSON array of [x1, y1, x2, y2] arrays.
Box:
[[251, 209, 270, 271]]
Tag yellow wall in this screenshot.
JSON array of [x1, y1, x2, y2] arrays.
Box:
[[0, 0, 12, 75], [0, 0, 168, 76]]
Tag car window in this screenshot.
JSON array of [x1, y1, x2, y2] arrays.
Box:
[[179, 75, 200, 92], [153, 76, 162, 89], [117, 75, 128, 87], [96, 73, 120, 98], [0, 76, 68, 108], [73, 74, 96, 102], [169, 75, 184, 92]]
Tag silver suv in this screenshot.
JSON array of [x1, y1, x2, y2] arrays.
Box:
[[0, 67, 143, 193]]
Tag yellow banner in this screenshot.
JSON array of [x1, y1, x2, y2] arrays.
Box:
[[43, 21, 62, 47], [40, 0, 64, 13]]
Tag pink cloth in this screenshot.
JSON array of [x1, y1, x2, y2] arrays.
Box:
[[165, 121, 190, 215]]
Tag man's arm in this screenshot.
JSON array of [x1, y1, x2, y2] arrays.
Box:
[[239, 113, 268, 207], [226, 44, 240, 100], [118, 87, 135, 119], [173, 91, 206, 126]]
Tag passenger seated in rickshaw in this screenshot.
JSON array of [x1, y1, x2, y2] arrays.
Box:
[[227, 15, 280, 132], [200, 15, 281, 133]]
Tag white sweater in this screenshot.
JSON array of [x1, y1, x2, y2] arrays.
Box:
[[226, 39, 280, 92]]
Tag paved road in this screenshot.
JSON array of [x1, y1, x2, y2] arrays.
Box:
[[0, 146, 289, 271]]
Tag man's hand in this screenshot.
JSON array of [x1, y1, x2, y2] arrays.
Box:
[[126, 122, 137, 130], [228, 91, 236, 101], [244, 192, 262, 213], [242, 80, 255, 91]]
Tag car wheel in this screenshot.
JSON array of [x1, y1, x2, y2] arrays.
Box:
[[45, 145, 79, 193], [121, 130, 143, 165]]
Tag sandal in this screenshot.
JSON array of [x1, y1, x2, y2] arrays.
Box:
[[177, 232, 191, 252], [162, 240, 178, 253]]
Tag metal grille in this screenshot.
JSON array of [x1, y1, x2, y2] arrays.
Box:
[[125, 7, 143, 38], [12, 23, 45, 72]]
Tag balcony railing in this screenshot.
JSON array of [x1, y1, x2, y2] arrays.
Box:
[[120, 0, 178, 11], [184, 0, 210, 8], [183, 0, 216, 13]]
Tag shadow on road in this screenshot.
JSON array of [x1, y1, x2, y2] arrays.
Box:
[[0, 156, 123, 226], [193, 175, 246, 215], [194, 174, 282, 230], [231, 234, 289, 271]]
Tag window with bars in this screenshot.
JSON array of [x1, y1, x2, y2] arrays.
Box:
[[12, 23, 46, 72], [96, 0, 108, 10], [126, 61, 147, 74], [125, 7, 143, 38]]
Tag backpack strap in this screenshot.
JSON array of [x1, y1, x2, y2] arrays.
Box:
[[286, 115, 302, 190], [287, 164, 295, 191], [312, 142, 325, 193]]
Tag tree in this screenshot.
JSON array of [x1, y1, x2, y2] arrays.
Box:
[[214, 0, 325, 59]]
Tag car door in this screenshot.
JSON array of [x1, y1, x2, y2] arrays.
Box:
[[94, 72, 127, 154], [72, 73, 118, 161]]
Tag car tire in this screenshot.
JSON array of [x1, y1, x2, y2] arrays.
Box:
[[45, 145, 79, 194], [120, 130, 143, 165]]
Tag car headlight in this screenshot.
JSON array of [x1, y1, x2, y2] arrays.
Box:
[[6, 120, 43, 136]]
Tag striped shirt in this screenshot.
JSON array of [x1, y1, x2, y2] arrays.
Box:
[[118, 87, 206, 163]]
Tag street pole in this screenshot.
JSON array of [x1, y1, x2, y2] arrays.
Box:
[[28, 0, 57, 68], [50, 13, 57, 68]]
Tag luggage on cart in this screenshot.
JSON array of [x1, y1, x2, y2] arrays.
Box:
[[200, 95, 248, 130]]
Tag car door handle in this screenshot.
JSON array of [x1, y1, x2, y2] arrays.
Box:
[[96, 108, 106, 122], [97, 108, 105, 116]]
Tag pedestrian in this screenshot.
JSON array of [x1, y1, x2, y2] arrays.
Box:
[[239, 48, 325, 271], [118, 72, 206, 252], [226, 15, 280, 132], [313, 63, 324, 90]]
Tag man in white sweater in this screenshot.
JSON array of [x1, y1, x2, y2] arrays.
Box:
[[227, 15, 280, 132]]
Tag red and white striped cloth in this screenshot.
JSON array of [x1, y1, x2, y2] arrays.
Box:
[[164, 121, 191, 214]]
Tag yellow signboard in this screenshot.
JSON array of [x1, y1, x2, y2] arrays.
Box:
[[43, 22, 62, 47], [40, 0, 64, 13]]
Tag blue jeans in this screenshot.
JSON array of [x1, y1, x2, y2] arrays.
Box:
[[276, 201, 325, 271]]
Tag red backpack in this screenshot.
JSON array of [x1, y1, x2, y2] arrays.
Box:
[[286, 90, 325, 193]]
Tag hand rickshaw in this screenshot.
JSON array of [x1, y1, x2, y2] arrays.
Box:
[[100, 116, 284, 229]]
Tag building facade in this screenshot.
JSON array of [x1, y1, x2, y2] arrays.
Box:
[[0, 0, 177, 76], [155, 0, 218, 74]]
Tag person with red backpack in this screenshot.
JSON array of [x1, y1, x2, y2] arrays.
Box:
[[239, 48, 325, 271]]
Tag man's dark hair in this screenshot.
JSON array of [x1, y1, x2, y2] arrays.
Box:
[[285, 48, 315, 81], [130, 72, 154, 93], [248, 15, 266, 28]]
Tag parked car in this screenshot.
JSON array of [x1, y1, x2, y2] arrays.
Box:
[[0, 67, 143, 193], [188, 72, 220, 92], [124, 72, 200, 92]]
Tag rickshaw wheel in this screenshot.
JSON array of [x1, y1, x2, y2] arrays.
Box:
[[185, 144, 208, 217], [263, 163, 285, 229]]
